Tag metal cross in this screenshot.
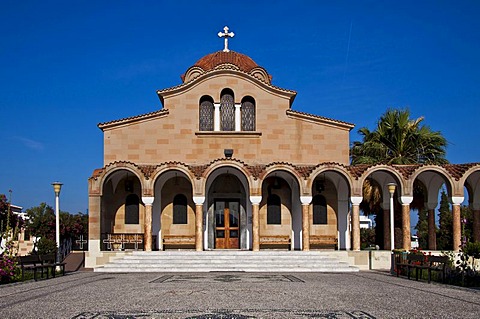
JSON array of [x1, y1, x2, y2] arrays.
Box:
[[218, 26, 234, 52], [76, 234, 88, 250]]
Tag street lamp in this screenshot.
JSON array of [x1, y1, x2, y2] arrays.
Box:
[[387, 182, 396, 251], [52, 182, 63, 264]]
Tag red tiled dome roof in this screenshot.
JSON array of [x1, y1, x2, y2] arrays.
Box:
[[193, 51, 259, 73]]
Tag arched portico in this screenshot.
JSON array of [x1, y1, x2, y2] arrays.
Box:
[[87, 160, 480, 268]]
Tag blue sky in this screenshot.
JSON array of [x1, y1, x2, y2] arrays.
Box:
[[1, 1, 479, 214]]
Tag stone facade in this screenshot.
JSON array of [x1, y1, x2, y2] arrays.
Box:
[[86, 39, 480, 268]]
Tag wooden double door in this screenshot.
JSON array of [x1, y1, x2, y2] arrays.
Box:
[[215, 200, 240, 249]]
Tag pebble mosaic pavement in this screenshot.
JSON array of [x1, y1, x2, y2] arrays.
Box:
[[1, 271, 479, 319]]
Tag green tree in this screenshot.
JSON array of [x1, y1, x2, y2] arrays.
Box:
[[60, 211, 88, 240], [350, 108, 449, 249], [25, 203, 56, 241], [25, 203, 88, 242], [360, 228, 376, 249], [414, 207, 429, 249], [350, 108, 448, 165], [461, 205, 473, 245], [0, 194, 22, 237], [437, 191, 452, 250]]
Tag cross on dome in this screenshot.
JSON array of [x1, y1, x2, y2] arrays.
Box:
[[218, 26, 235, 52]]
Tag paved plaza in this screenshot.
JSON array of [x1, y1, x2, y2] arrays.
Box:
[[1, 271, 479, 318]]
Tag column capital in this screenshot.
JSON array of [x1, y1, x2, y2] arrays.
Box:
[[142, 196, 154, 205], [425, 202, 438, 210], [472, 203, 480, 210], [350, 196, 363, 205], [250, 196, 262, 205], [400, 196, 413, 205], [193, 196, 206, 205], [451, 196, 464, 205], [300, 196, 312, 205]]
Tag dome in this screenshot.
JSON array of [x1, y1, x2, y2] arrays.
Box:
[[193, 50, 259, 73], [181, 50, 272, 84]]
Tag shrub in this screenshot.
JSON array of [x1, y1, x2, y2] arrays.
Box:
[[35, 237, 57, 255]]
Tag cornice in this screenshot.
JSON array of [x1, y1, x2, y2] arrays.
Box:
[[98, 109, 169, 131], [286, 109, 354, 131]]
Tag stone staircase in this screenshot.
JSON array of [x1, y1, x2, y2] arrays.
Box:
[[94, 250, 359, 273]]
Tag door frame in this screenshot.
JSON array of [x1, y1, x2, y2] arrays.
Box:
[[214, 199, 240, 249]]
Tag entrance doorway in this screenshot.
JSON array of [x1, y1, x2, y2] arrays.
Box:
[[215, 200, 240, 249]]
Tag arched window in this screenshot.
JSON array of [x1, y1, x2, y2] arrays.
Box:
[[241, 96, 256, 131], [220, 88, 235, 131], [125, 194, 139, 224], [267, 194, 281, 225], [199, 95, 214, 131], [173, 194, 188, 224], [313, 195, 327, 224]]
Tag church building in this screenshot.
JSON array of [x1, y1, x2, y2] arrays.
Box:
[[86, 27, 480, 268]]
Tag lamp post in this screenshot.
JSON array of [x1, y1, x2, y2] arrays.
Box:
[[387, 183, 396, 251], [52, 182, 63, 264]]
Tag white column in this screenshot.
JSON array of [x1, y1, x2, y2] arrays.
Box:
[[142, 196, 154, 251], [350, 196, 363, 251], [193, 196, 205, 251], [214, 103, 220, 131], [250, 196, 262, 251], [235, 103, 241, 131], [55, 192, 60, 261], [400, 196, 413, 251], [300, 196, 312, 251], [338, 199, 350, 250], [452, 196, 464, 251]]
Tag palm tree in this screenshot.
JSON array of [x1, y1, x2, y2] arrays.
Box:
[[350, 108, 448, 165], [351, 108, 449, 248]]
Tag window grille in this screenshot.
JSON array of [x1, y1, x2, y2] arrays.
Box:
[[220, 92, 235, 131], [241, 98, 256, 131], [199, 98, 214, 131]]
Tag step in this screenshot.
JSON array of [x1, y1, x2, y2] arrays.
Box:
[[95, 251, 359, 273]]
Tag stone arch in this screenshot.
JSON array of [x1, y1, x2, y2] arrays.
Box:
[[98, 162, 145, 196], [150, 164, 195, 191], [358, 165, 406, 196], [261, 164, 304, 194], [309, 165, 354, 193], [202, 160, 253, 195], [410, 166, 458, 197]]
